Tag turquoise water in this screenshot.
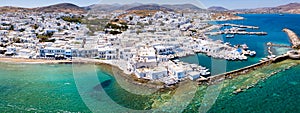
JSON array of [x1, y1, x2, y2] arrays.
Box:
[[0, 14, 300, 112], [0, 61, 299, 112], [0, 63, 155, 112], [181, 14, 300, 73], [206, 65, 300, 113]]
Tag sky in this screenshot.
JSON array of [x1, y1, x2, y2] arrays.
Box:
[[0, 0, 299, 9]]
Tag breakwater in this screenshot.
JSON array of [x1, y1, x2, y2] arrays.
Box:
[[283, 28, 300, 49], [199, 54, 290, 85], [267, 42, 291, 48], [206, 31, 267, 36], [221, 23, 259, 29]]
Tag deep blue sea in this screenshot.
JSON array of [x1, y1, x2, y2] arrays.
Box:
[[0, 14, 300, 112], [181, 14, 300, 73]]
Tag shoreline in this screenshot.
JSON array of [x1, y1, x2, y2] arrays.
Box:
[[0, 57, 167, 90], [0, 57, 73, 64], [1, 54, 299, 96]]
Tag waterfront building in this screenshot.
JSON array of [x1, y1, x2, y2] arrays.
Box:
[[40, 47, 66, 58], [119, 47, 137, 60], [4, 46, 16, 56], [97, 47, 117, 60], [130, 46, 157, 69]]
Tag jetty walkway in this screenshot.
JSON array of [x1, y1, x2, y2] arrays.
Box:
[[267, 42, 291, 48], [283, 28, 300, 49], [206, 31, 267, 36], [221, 23, 259, 29], [197, 54, 290, 84]]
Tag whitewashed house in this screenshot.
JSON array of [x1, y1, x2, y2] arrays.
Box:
[[4, 46, 16, 56], [167, 61, 186, 80], [148, 66, 168, 80], [98, 47, 117, 60], [17, 49, 33, 58], [119, 47, 136, 60], [131, 46, 157, 69], [188, 71, 201, 81]]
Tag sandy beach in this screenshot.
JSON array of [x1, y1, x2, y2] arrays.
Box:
[[0, 57, 166, 89], [0, 57, 73, 64]]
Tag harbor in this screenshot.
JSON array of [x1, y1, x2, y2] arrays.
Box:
[[199, 53, 290, 85], [205, 23, 267, 36], [1, 0, 300, 112], [197, 28, 300, 88]]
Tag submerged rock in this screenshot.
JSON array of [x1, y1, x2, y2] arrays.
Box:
[[93, 79, 112, 91], [233, 88, 243, 94]]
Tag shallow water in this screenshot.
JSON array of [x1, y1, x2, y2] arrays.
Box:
[[0, 59, 299, 112]]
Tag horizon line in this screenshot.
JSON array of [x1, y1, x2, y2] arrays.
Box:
[[0, 2, 298, 10]]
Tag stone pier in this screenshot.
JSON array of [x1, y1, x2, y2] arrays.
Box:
[[198, 54, 290, 85], [283, 28, 300, 49]]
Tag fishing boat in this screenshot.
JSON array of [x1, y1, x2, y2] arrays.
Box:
[[249, 51, 256, 57], [226, 34, 234, 38], [237, 28, 246, 31], [241, 44, 249, 50]]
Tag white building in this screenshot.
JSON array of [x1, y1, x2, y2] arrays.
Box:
[[130, 46, 157, 69], [41, 47, 65, 58], [98, 47, 117, 60], [119, 47, 136, 60], [4, 46, 16, 56]]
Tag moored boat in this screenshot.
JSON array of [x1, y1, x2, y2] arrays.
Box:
[[249, 51, 256, 57], [226, 34, 234, 38]]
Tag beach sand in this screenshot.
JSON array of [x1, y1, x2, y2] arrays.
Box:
[[0, 57, 166, 90], [0, 57, 72, 64]]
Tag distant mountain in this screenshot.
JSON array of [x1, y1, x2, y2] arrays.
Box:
[[208, 6, 228, 11], [234, 2, 300, 14], [0, 6, 28, 13], [115, 3, 144, 11], [161, 4, 202, 11], [0, 3, 87, 14], [86, 4, 120, 11], [126, 4, 173, 11], [276, 3, 300, 13], [34, 3, 87, 13], [86, 3, 203, 11], [86, 3, 144, 11]]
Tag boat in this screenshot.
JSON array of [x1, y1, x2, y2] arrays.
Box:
[[261, 58, 269, 61], [226, 34, 234, 38], [267, 55, 276, 59], [249, 51, 256, 57], [241, 44, 249, 50], [237, 28, 246, 31], [279, 14, 284, 16]]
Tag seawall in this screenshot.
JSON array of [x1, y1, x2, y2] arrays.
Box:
[[283, 28, 300, 49], [201, 54, 290, 85]]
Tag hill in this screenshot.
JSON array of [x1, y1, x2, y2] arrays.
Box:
[[86, 3, 203, 12], [34, 3, 86, 13], [235, 2, 300, 14], [0, 3, 87, 14], [276, 3, 300, 14], [162, 4, 202, 11], [126, 4, 173, 11], [208, 6, 229, 11]]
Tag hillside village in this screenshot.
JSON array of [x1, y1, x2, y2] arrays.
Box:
[[0, 4, 258, 86]]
